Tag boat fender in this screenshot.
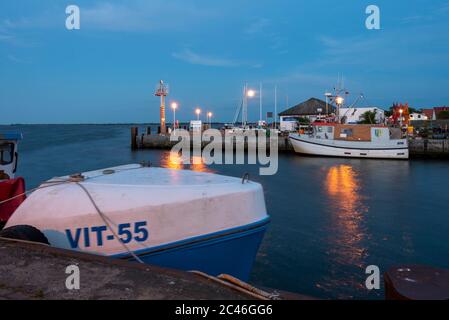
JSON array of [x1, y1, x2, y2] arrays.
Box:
[[0, 225, 49, 245]]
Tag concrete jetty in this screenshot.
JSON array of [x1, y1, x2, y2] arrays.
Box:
[[0, 238, 251, 299], [0, 238, 310, 300], [131, 127, 449, 158], [408, 138, 449, 157]]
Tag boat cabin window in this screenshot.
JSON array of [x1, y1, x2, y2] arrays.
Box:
[[341, 128, 353, 137], [0, 142, 14, 165], [327, 126, 333, 133], [316, 126, 323, 133]]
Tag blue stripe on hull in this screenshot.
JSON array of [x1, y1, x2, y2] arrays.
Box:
[[123, 225, 267, 281]]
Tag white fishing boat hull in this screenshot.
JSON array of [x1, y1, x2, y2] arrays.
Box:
[[289, 134, 409, 159], [6, 164, 269, 280]]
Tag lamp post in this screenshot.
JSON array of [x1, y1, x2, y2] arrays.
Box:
[[207, 112, 213, 127], [244, 87, 256, 127], [399, 109, 404, 128], [335, 96, 344, 123], [196, 108, 201, 121], [171, 102, 178, 131]]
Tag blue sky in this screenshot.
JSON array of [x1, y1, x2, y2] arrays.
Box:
[[1, 0, 449, 124]]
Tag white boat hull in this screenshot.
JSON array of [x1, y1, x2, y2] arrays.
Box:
[[289, 134, 409, 159], [6, 164, 270, 280]]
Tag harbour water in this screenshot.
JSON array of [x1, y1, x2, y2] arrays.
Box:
[[2, 124, 449, 299]]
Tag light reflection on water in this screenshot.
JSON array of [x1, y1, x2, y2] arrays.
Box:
[[316, 165, 370, 298], [325, 165, 368, 267], [160, 152, 211, 173]]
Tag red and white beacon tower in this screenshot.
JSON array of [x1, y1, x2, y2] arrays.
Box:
[[155, 80, 169, 134]]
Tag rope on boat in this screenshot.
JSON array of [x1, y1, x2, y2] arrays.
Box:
[[0, 165, 147, 264], [0, 165, 144, 207], [74, 181, 145, 264], [0, 180, 70, 207]]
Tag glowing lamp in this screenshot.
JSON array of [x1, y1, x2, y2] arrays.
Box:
[[247, 90, 256, 98], [335, 96, 344, 105]]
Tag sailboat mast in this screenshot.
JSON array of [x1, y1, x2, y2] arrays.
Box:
[[259, 82, 263, 122], [242, 83, 247, 126], [274, 85, 277, 129]]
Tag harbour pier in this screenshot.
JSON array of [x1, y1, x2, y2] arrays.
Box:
[[131, 127, 294, 152], [131, 127, 449, 158]]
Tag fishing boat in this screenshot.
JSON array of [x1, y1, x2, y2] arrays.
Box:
[[0, 134, 269, 281], [289, 123, 409, 159], [289, 85, 409, 159]]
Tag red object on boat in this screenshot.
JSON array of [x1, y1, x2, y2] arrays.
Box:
[[0, 177, 26, 223]]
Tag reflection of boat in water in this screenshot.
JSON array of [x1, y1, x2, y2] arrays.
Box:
[[0, 135, 270, 281], [289, 84, 409, 159], [290, 123, 409, 159]]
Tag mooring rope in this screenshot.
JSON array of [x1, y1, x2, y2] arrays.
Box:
[[74, 181, 145, 264], [0, 165, 147, 264], [0, 179, 70, 207]]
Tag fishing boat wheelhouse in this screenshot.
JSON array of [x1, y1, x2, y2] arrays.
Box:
[[0, 133, 22, 181]]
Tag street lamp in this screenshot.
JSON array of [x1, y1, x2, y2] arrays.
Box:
[[335, 96, 344, 106], [195, 108, 201, 121], [247, 89, 256, 98], [171, 102, 178, 131], [399, 109, 404, 128], [207, 112, 213, 127], [334, 96, 344, 123], [242, 87, 256, 126]]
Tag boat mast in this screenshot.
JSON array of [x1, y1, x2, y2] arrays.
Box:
[[274, 85, 278, 129], [242, 83, 247, 127], [259, 82, 263, 124]]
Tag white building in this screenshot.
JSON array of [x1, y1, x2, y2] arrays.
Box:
[[279, 98, 335, 132], [409, 113, 429, 121], [189, 120, 202, 132], [339, 107, 385, 124]]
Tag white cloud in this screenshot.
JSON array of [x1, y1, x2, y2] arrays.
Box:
[[245, 18, 271, 34], [315, 25, 449, 71], [244, 18, 287, 54], [0, 0, 217, 34], [81, 0, 216, 32], [7, 54, 31, 64], [172, 49, 261, 68], [401, 1, 449, 24]]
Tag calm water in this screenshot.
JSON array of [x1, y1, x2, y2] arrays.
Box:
[[2, 124, 449, 299]]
